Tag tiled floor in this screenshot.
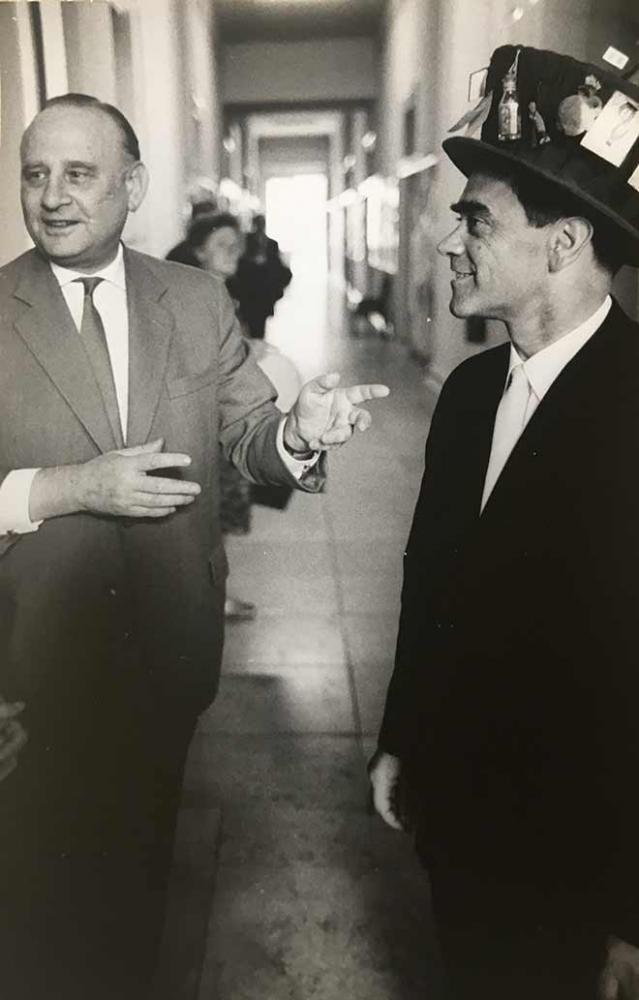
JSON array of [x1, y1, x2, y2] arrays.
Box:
[[167, 262, 443, 1000]]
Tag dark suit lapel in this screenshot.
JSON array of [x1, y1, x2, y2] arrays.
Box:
[[12, 250, 118, 454], [479, 300, 631, 521], [451, 344, 510, 525], [123, 248, 175, 446]]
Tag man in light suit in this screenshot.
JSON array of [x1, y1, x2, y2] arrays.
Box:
[[0, 93, 388, 999], [370, 46, 639, 999]]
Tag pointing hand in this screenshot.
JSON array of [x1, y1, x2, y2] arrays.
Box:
[[283, 373, 390, 454]]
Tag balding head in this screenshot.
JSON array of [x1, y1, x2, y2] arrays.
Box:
[[23, 93, 140, 162], [21, 99, 147, 272]]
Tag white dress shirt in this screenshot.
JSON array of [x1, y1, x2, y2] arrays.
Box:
[[481, 295, 612, 509], [0, 246, 314, 535]]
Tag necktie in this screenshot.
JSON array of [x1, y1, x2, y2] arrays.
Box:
[[481, 362, 531, 511], [73, 277, 124, 448]]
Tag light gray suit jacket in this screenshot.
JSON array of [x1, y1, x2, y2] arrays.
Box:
[[0, 247, 322, 715]]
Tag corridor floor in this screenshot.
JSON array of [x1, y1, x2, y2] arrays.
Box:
[[173, 267, 443, 1000]]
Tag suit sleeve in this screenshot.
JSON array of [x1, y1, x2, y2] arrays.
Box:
[[215, 283, 325, 493], [590, 465, 639, 945], [377, 373, 457, 757]]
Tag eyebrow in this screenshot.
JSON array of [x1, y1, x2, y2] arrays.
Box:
[[22, 160, 97, 171], [450, 199, 494, 221], [65, 161, 98, 170]]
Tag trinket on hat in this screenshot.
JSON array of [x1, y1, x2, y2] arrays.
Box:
[[449, 93, 492, 137], [497, 50, 522, 142], [581, 90, 639, 167], [528, 101, 550, 146], [557, 74, 603, 136]]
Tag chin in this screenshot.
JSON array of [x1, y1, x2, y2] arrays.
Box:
[[35, 238, 84, 264], [449, 296, 474, 319]]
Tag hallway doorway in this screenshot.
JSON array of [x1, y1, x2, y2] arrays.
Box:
[[264, 173, 331, 377], [265, 172, 328, 279]]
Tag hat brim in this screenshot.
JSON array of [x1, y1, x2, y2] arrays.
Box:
[[443, 136, 639, 266]]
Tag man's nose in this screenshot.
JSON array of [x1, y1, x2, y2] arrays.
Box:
[[437, 225, 464, 258], [41, 175, 71, 210]]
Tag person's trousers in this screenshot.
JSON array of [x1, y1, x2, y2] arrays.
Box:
[[0, 695, 197, 1000], [428, 863, 609, 1000]]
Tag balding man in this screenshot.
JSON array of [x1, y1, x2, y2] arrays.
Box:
[[0, 93, 388, 999]]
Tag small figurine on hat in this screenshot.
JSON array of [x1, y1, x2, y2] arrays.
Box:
[[528, 101, 551, 147]]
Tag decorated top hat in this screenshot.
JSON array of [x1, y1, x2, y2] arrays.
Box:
[[444, 45, 639, 265]]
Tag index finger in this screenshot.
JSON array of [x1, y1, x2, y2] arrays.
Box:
[[138, 453, 193, 472], [343, 384, 390, 404]]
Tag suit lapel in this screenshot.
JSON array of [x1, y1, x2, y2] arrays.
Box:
[[122, 248, 175, 446], [450, 344, 509, 525], [478, 300, 631, 522], [12, 251, 118, 454]]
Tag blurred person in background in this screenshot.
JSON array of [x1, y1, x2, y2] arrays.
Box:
[[187, 212, 304, 596], [182, 211, 256, 620], [232, 212, 292, 339], [189, 211, 243, 284], [165, 197, 218, 268]]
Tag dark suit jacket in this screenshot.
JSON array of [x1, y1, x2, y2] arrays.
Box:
[[0, 247, 322, 725], [380, 300, 639, 943]]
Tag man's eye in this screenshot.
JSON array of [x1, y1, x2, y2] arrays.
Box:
[[467, 217, 485, 234], [67, 170, 90, 182], [24, 170, 46, 184]]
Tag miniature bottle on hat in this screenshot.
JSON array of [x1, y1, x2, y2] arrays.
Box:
[[498, 72, 521, 141]]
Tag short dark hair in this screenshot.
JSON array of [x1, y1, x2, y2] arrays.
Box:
[[42, 93, 141, 161], [188, 212, 239, 250], [482, 163, 625, 276]]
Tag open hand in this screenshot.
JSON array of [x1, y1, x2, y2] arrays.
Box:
[[368, 750, 406, 831], [77, 438, 201, 518], [283, 373, 390, 454], [0, 698, 27, 783], [600, 938, 639, 999]]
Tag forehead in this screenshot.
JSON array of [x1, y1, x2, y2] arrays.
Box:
[[460, 172, 530, 224], [22, 106, 125, 164]]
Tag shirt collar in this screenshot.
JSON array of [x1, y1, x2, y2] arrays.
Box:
[[49, 243, 126, 291], [508, 295, 612, 401]]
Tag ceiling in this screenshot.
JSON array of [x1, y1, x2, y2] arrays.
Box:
[[215, 0, 386, 43], [246, 110, 343, 137]]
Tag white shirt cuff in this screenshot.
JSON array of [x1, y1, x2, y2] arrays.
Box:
[[0, 469, 43, 535], [276, 417, 320, 480]]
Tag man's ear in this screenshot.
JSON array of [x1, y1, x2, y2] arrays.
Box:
[[126, 162, 149, 213], [547, 217, 593, 272]]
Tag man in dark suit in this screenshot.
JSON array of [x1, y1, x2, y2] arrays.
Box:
[[0, 92, 388, 999], [370, 46, 639, 999]]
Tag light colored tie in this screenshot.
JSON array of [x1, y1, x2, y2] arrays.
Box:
[[481, 363, 531, 511]]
